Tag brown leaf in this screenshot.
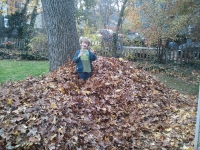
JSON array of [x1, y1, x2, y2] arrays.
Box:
[[50, 103, 57, 109], [29, 136, 38, 143]]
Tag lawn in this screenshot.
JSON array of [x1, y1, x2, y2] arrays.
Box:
[[155, 73, 199, 95], [135, 62, 200, 95], [0, 60, 49, 83]]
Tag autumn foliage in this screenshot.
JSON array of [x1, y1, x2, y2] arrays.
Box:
[[0, 57, 197, 149]]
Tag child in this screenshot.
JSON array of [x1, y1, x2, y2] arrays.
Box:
[[73, 37, 97, 80]]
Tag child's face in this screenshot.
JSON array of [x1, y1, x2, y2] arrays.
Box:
[[81, 41, 89, 49]]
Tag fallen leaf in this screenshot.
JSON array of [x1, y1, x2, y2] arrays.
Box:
[[29, 136, 38, 143], [119, 58, 123, 61], [50, 103, 57, 109], [165, 128, 172, 132], [7, 99, 13, 105]]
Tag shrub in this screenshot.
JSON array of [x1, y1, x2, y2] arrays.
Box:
[[92, 45, 101, 52], [19, 51, 48, 61], [28, 33, 48, 56], [125, 54, 137, 61], [123, 38, 144, 47]]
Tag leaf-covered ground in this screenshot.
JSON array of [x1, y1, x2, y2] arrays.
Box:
[[0, 57, 197, 150]]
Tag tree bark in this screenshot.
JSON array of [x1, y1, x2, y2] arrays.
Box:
[[41, 0, 80, 72], [116, 0, 128, 33], [112, 0, 128, 57]]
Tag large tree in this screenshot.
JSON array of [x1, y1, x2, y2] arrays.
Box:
[[41, 0, 80, 71]]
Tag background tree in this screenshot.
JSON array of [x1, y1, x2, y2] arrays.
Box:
[[0, 0, 19, 38], [125, 0, 199, 63], [176, 0, 200, 42], [6, 0, 20, 15], [0, 0, 6, 38], [6, 10, 24, 38], [5, 0, 39, 40], [98, 0, 116, 28], [74, 0, 98, 35], [41, 0, 80, 72], [23, 0, 39, 48], [0, 0, 7, 15], [112, 0, 128, 56]]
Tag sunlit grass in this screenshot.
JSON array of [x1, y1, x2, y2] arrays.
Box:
[[0, 60, 49, 83]]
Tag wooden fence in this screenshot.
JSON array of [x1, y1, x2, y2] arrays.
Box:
[[120, 46, 200, 63], [0, 38, 48, 60], [165, 47, 200, 63], [91, 41, 101, 46], [121, 47, 157, 61], [0, 38, 25, 49]]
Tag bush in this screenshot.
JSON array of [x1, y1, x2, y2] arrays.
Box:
[[19, 51, 48, 61], [125, 54, 137, 61], [20, 52, 35, 60], [123, 38, 144, 47], [0, 52, 6, 56], [28, 33, 48, 55], [92, 45, 101, 52]]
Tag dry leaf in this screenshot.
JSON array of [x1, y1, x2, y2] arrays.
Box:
[[50, 103, 57, 109], [7, 99, 13, 105]]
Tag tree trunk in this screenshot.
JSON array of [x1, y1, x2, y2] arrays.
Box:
[[157, 38, 162, 63], [113, 0, 128, 57], [21, 0, 31, 26], [41, 0, 80, 72], [116, 0, 128, 33], [0, 14, 4, 38], [24, 0, 38, 46]]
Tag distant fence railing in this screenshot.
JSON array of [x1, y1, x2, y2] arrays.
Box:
[[0, 38, 48, 60], [165, 47, 200, 63], [87, 44, 200, 63], [121, 46, 200, 63], [122, 47, 157, 61], [0, 38, 25, 49], [91, 41, 101, 46]]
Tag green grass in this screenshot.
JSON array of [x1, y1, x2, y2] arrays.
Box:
[[135, 61, 199, 95], [0, 60, 49, 83], [155, 73, 199, 95]]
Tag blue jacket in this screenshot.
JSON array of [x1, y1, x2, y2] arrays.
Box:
[[73, 50, 97, 72]]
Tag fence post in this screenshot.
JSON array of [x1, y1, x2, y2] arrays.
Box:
[[194, 83, 200, 150]]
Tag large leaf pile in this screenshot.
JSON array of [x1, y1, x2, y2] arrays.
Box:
[[0, 57, 197, 150]]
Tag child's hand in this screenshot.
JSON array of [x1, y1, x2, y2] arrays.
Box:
[[78, 51, 82, 58]]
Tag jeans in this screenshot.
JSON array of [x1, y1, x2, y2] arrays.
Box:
[[78, 72, 92, 80]]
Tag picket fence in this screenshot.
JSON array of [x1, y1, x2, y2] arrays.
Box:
[[122, 47, 200, 63], [97, 46, 200, 63]]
